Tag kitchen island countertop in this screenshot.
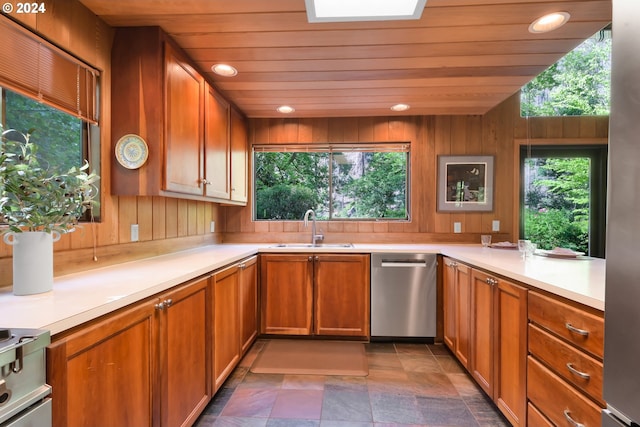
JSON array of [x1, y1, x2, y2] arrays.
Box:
[[0, 243, 605, 335]]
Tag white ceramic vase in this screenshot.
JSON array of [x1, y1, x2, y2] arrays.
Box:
[[3, 231, 61, 295]]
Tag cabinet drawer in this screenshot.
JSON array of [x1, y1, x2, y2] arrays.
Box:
[[528, 356, 602, 427], [528, 291, 604, 359], [527, 402, 553, 427], [528, 323, 604, 406]]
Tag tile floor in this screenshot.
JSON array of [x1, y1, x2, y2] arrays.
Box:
[[194, 340, 511, 427]]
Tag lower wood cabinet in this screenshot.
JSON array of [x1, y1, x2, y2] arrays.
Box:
[[212, 255, 259, 392], [239, 256, 259, 354], [442, 257, 471, 369], [212, 264, 240, 392], [47, 276, 210, 427], [527, 291, 605, 427], [470, 269, 528, 427], [47, 255, 260, 427], [260, 253, 370, 337]]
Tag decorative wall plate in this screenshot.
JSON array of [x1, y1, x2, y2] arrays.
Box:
[[115, 134, 148, 169]]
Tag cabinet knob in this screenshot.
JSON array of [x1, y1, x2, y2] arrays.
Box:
[[308, 256, 313, 262], [154, 302, 165, 310], [164, 298, 173, 307], [315, 256, 319, 261], [200, 178, 211, 185]]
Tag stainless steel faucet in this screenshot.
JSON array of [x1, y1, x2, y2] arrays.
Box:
[[303, 209, 324, 246]]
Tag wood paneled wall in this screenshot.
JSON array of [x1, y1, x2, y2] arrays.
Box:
[[223, 94, 609, 244], [0, 1, 224, 287], [0, 0, 610, 288]]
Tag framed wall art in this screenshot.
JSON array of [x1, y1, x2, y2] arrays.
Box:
[[437, 155, 494, 212]]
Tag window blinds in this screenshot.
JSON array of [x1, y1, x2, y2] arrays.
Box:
[[0, 15, 99, 124]]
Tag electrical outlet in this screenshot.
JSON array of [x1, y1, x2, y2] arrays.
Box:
[[454, 222, 462, 233], [492, 220, 500, 232], [131, 224, 139, 242], [210, 221, 215, 233]]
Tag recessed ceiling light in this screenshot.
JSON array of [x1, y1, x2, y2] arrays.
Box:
[[390, 103, 410, 112], [305, 0, 426, 23], [529, 12, 570, 33], [277, 105, 295, 114], [211, 64, 238, 77]]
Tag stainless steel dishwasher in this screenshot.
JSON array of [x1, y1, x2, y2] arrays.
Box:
[[370, 253, 437, 339]]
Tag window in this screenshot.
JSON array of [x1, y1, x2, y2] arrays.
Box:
[[520, 145, 607, 257], [0, 16, 101, 222], [521, 28, 611, 117], [254, 144, 409, 221]]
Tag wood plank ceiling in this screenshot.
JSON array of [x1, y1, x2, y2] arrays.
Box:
[[79, 0, 611, 118]]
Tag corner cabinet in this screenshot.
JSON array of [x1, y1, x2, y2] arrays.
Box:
[[47, 276, 210, 427], [212, 255, 259, 392], [442, 260, 527, 427], [260, 253, 370, 338], [442, 257, 471, 369], [470, 269, 527, 427], [111, 26, 248, 205]]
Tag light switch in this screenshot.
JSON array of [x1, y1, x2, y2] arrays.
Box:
[[454, 222, 462, 233], [492, 220, 500, 232], [210, 221, 216, 233]]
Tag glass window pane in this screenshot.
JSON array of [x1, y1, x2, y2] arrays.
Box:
[[254, 145, 408, 221], [3, 88, 83, 171]]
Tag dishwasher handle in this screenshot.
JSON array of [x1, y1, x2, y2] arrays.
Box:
[[380, 260, 428, 267]]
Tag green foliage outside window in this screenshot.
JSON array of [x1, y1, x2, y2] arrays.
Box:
[[254, 147, 408, 221], [521, 33, 611, 117], [524, 158, 590, 253]]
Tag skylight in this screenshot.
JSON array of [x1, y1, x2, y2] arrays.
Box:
[[305, 0, 426, 23]]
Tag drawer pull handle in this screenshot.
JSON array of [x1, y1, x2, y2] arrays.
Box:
[[566, 363, 591, 380], [563, 409, 585, 427], [565, 323, 589, 336]]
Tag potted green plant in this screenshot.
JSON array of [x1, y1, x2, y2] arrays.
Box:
[[0, 126, 99, 295]]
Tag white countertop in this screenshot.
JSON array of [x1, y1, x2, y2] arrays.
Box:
[[0, 243, 605, 335]]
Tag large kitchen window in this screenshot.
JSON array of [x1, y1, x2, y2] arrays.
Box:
[[254, 143, 409, 221]]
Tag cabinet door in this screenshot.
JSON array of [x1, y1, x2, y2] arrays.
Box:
[[260, 254, 313, 335], [47, 301, 157, 427], [470, 269, 495, 397], [494, 279, 527, 427], [314, 254, 370, 337], [213, 265, 240, 391], [455, 262, 471, 369], [239, 256, 259, 354], [442, 258, 457, 351], [230, 106, 248, 203], [159, 277, 210, 427], [164, 43, 204, 195], [204, 85, 230, 199]]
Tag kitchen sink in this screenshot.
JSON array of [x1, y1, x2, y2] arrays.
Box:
[[270, 243, 354, 248]]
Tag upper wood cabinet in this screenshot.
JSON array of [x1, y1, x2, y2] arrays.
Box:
[[230, 106, 248, 203], [111, 26, 248, 205], [164, 43, 205, 196], [204, 86, 230, 200]]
